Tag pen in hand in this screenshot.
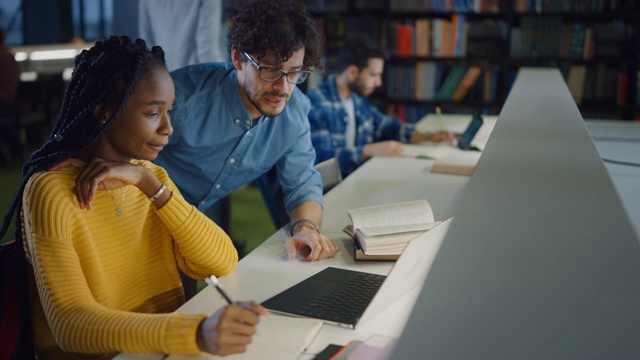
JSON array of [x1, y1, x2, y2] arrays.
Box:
[[435, 106, 446, 132], [205, 275, 234, 304]]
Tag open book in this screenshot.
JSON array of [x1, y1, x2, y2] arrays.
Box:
[[344, 200, 441, 259]]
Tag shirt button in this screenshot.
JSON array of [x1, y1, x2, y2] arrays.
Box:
[[234, 119, 240, 124], [199, 200, 205, 205], [245, 120, 251, 125], [215, 184, 221, 189], [229, 158, 236, 164]]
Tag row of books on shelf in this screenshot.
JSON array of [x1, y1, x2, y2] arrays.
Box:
[[510, 18, 631, 60], [513, 0, 639, 12], [387, 103, 438, 124], [386, 103, 497, 123], [386, 63, 500, 103], [390, 0, 503, 12], [389, 17, 508, 58], [390, 15, 468, 58], [562, 64, 634, 106], [304, 0, 637, 13]]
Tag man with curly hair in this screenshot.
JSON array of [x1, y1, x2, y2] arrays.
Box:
[[154, 0, 340, 266]]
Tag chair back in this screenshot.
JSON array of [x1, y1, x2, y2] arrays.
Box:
[[255, 157, 344, 229], [315, 157, 343, 193], [0, 240, 30, 359]]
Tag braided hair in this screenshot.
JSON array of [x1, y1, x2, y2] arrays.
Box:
[[0, 35, 166, 359]]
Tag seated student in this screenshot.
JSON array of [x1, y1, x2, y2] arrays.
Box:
[[0, 36, 267, 359], [307, 33, 454, 176]]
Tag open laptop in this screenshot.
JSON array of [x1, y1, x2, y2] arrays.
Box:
[[261, 218, 452, 329]]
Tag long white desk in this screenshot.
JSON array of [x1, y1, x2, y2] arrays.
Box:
[[116, 70, 640, 359], [585, 119, 640, 237], [114, 119, 489, 359]]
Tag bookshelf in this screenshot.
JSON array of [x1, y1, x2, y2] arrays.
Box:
[[302, 0, 640, 122]]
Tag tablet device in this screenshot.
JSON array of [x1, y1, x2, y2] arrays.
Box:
[[457, 114, 483, 150]]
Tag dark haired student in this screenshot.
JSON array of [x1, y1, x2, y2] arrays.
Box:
[[0, 36, 267, 359], [308, 33, 453, 177], [153, 0, 340, 261]]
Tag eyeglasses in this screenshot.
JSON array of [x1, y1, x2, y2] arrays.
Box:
[[243, 52, 310, 84]]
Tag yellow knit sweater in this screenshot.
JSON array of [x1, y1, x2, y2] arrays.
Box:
[[21, 160, 238, 359]]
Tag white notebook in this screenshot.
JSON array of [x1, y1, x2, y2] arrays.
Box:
[[166, 315, 323, 360]]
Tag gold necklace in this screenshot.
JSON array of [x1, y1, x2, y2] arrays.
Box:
[[107, 187, 127, 216]]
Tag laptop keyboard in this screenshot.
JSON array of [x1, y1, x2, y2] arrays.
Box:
[[296, 272, 386, 324]]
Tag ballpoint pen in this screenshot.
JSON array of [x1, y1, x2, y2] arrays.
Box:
[[205, 275, 234, 304], [435, 106, 446, 132]]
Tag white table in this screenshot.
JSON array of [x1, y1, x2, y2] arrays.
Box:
[[115, 116, 491, 360], [116, 110, 640, 359], [585, 119, 640, 237]]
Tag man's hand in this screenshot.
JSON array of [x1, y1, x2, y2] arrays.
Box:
[[197, 301, 269, 356], [410, 130, 454, 144], [362, 140, 404, 159], [284, 229, 340, 261], [429, 129, 455, 143]]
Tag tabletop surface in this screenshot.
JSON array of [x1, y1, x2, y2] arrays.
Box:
[[115, 86, 640, 359]]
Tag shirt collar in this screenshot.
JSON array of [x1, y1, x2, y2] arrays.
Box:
[[222, 67, 254, 128]]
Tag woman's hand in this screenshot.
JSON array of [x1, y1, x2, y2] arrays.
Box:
[[197, 301, 269, 356], [50, 157, 154, 210]]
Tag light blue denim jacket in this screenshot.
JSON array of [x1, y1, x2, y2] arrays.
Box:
[[154, 62, 322, 213]]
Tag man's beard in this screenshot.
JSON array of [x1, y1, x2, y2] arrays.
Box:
[[348, 79, 368, 97], [249, 91, 289, 118]]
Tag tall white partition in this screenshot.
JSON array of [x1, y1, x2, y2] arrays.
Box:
[[393, 68, 640, 359]]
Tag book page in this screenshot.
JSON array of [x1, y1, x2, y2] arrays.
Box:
[[167, 315, 323, 360], [358, 222, 440, 237], [348, 199, 435, 236]]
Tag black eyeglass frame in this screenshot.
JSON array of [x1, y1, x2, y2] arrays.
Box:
[[243, 52, 311, 84]]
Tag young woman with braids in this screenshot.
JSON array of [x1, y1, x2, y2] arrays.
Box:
[[0, 35, 267, 359]]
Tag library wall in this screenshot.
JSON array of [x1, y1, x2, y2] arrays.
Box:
[[302, 0, 640, 122]]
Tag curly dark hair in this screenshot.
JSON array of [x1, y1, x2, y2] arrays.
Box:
[[228, 0, 323, 70], [336, 33, 387, 73], [0, 35, 166, 359]]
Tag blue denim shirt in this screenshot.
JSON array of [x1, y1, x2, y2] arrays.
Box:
[[307, 75, 415, 176], [154, 62, 323, 213]]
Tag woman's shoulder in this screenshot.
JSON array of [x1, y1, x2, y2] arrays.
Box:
[[27, 167, 77, 189], [24, 168, 78, 208]]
